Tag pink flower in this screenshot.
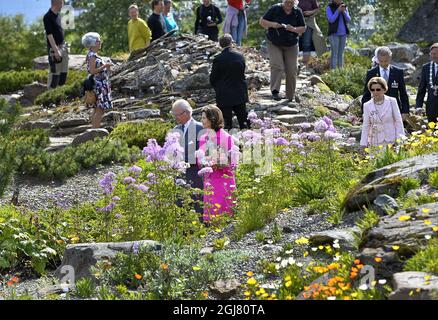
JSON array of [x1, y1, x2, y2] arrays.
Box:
[[198, 167, 213, 176]]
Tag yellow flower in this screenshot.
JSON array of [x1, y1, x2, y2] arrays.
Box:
[[421, 208, 430, 214], [285, 295, 293, 300], [244, 291, 251, 296], [351, 292, 358, 298], [424, 220, 432, 225], [70, 236, 80, 243], [428, 122, 436, 129], [295, 237, 309, 245], [364, 147, 370, 153], [433, 226, 438, 232], [259, 288, 266, 294], [392, 245, 400, 251], [192, 266, 201, 271], [398, 215, 411, 221], [285, 281, 292, 288], [246, 271, 254, 277], [214, 203, 221, 208], [192, 221, 198, 225], [303, 251, 309, 257], [247, 277, 257, 285], [214, 228, 222, 233], [284, 275, 291, 282], [318, 245, 324, 250], [375, 257, 382, 263]]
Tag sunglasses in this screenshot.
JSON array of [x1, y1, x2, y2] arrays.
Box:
[[370, 88, 382, 92]]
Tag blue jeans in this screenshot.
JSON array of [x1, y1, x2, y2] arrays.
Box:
[[301, 27, 313, 55], [328, 35, 347, 69], [230, 12, 245, 46]]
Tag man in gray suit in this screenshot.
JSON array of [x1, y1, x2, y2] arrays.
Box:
[[171, 99, 204, 213]]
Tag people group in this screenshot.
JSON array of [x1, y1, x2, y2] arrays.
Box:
[[42, 1, 438, 221]]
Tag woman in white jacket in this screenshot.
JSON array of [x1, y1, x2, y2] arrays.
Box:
[[360, 77, 405, 147]]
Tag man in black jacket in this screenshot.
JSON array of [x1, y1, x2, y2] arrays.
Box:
[[195, 0, 223, 42], [147, 0, 166, 41], [210, 34, 249, 130], [416, 43, 438, 123], [361, 46, 410, 119]]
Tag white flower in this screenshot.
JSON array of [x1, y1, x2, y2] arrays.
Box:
[[327, 296, 336, 300], [425, 235, 432, 240], [333, 255, 340, 261], [281, 260, 288, 268], [275, 264, 280, 270], [359, 284, 368, 291], [285, 249, 293, 254], [288, 257, 296, 265], [378, 279, 387, 285], [311, 247, 318, 252], [296, 262, 304, 267], [276, 257, 282, 262], [333, 242, 341, 249]]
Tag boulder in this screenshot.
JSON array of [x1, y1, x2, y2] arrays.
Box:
[[209, 279, 240, 299], [307, 75, 325, 86], [274, 114, 309, 125], [44, 137, 74, 153], [20, 120, 53, 130], [0, 94, 22, 106], [71, 128, 109, 146], [55, 240, 161, 281], [176, 73, 211, 91], [275, 106, 300, 115], [389, 272, 438, 300], [102, 111, 124, 123], [356, 247, 404, 279], [126, 108, 160, 120], [372, 194, 399, 216], [344, 153, 438, 212], [309, 228, 359, 252], [56, 118, 89, 128], [387, 43, 419, 63], [23, 82, 48, 102], [56, 124, 93, 136], [398, 0, 438, 43], [361, 202, 438, 254]]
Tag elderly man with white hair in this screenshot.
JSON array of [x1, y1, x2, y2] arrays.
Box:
[[361, 46, 410, 119], [82, 32, 113, 128], [171, 99, 204, 214]]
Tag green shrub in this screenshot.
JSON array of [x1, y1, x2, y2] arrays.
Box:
[[353, 209, 380, 249], [372, 145, 409, 169], [322, 65, 368, 98], [74, 278, 96, 298], [399, 177, 421, 197], [109, 120, 173, 148], [34, 80, 82, 107], [404, 240, 438, 275], [0, 70, 47, 94], [428, 171, 438, 188]]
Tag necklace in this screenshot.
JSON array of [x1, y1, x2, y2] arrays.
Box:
[[373, 98, 384, 105], [429, 62, 438, 96]]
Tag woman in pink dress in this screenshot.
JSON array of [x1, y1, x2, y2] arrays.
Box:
[[196, 106, 239, 222], [361, 77, 405, 147]]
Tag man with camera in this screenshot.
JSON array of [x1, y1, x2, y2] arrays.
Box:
[[194, 0, 223, 42], [44, 0, 69, 89]]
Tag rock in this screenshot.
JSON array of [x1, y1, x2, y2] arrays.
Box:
[[20, 120, 53, 130], [102, 111, 124, 123], [71, 128, 109, 146], [406, 67, 423, 86], [274, 114, 308, 125], [372, 194, 399, 216], [56, 125, 93, 136], [194, 64, 209, 75], [361, 202, 438, 255], [344, 153, 438, 213], [177, 73, 211, 91], [209, 279, 240, 299], [23, 82, 48, 102], [398, 0, 438, 43], [200, 247, 214, 255], [37, 284, 74, 298], [389, 272, 438, 300], [55, 240, 161, 281], [413, 53, 430, 67], [246, 72, 270, 91], [44, 137, 74, 152], [0, 94, 22, 106], [307, 75, 325, 86], [275, 106, 300, 115], [357, 47, 375, 58], [126, 108, 160, 120], [357, 247, 404, 279], [309, 228, 359, 252], [387, 43, 419, 63], [56, 118, 89, 128], [391, 62, 416, 73]]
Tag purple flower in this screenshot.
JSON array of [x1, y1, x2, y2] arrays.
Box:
[[299, 122, 312, 130], [274, 137, 289, 146], [132, 241, 139, 254], [248, 110, 258, 120], [99, 171, 117, 195], [324, 131, 343, 140], [99, 202, 116, 212], [123, 176, 136, 184], [115, 213, 123, 219], [314, 119, 329, 133], [290, 140, 304, 149], [327, 125, 337, 133], [128, 165, 142, 175], [176, 179, 186, 186], [198, 167, 213, 176], [322, 116, 333, 127], [112, 196, 121, 201], [142, 139, 164, 162], [136, 184, 149, 192]]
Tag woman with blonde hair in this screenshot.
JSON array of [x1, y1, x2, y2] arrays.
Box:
[[360, 77, 405, 147]]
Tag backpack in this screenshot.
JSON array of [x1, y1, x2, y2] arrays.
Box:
[[82, 75, 97, 106]]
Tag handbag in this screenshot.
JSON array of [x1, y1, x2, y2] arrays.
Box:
[[82, 74, 97, 106], [84, 90, 97, 105]]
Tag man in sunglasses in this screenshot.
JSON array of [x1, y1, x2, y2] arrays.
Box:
[[361, 46, 410, 120]]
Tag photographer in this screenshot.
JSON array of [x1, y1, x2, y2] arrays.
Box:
[[259, 0, 306, 102], [194, 0, 223, 42], [326, 0, 350, 69]]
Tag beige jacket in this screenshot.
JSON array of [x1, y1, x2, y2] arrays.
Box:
[[304, 15, 327, 56]]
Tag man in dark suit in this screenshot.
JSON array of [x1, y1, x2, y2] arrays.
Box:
[[171, 99, 204, 213], [416, 43, 438, 123], [361, 46, 410, 120], [210, 34, 249, 130]]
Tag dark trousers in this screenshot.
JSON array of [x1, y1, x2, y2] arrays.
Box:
[[219, 104, 249, 130], [186, 165, 203, 214]]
